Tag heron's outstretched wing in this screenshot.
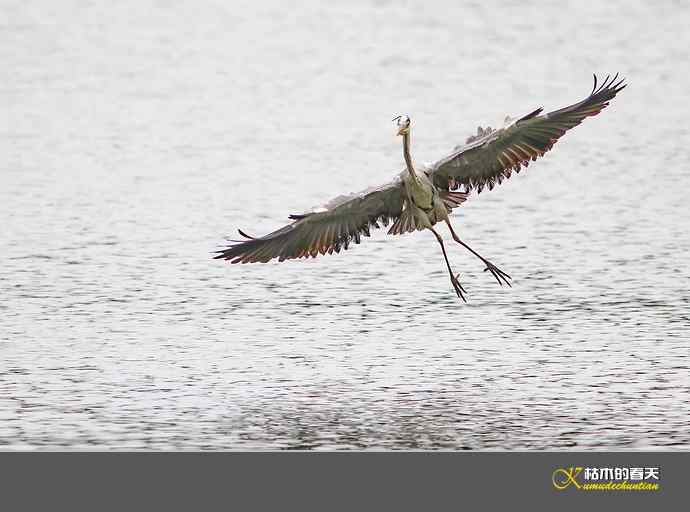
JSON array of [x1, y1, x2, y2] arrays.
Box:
[[214, 179, 406, 263], [430, 73, 626, 194]]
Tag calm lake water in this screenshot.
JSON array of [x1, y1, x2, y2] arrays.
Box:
[[1, 1, 689, 449]]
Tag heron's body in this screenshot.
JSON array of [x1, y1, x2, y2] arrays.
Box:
[[405, 169, 434, 214], [393, 135, 449, 234], [215, 74, 626, 300]]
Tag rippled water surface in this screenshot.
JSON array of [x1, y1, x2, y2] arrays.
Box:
[[2, 1, 689, 449]]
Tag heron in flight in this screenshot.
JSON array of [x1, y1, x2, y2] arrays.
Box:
[[216, 74, 626, 301]]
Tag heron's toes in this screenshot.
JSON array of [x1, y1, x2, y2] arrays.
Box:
[[451, 273, 467, 302], [483, 261, 512, 287]]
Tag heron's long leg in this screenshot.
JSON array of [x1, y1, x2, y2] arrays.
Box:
[[444, 219, 512, 287], [429, 227, 467, 302]]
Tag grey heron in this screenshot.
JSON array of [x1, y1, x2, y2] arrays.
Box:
[[215, 74, 626, 301]]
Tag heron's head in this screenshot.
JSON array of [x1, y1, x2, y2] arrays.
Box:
[[393, 114, 411, 136]]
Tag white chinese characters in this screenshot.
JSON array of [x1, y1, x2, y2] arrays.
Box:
[[583, 467, 660, 481]]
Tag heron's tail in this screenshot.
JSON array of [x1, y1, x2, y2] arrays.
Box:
[[387, 202, 426, 235]]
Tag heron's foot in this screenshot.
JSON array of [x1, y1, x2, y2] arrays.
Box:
[[483, 261, 512, 287], [450, 273, 467, 302]]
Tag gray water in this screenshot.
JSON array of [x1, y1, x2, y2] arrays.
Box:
[[2, 1, 689, 450]]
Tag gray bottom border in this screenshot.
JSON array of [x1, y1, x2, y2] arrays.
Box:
[[0, 451, 684, 511]]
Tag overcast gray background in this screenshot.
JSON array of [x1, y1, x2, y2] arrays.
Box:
[[1, 1, 689, 449]]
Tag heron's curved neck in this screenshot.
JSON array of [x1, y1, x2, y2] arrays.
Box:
[[402, 131, 418, 181]]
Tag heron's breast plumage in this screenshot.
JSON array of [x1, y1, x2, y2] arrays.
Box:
[[404, 171, 434, 210]]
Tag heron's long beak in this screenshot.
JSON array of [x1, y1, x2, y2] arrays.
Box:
[[393, 115, 408, 136]]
